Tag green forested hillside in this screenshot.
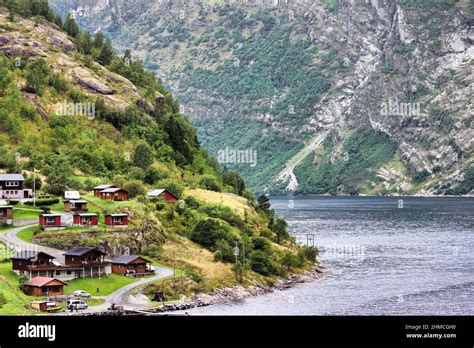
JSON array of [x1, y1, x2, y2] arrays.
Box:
[[49, 0, 474, 196], [0, 0, 318, 303]]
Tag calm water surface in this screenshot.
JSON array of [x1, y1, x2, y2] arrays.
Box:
[[184, 196, 474, 315]]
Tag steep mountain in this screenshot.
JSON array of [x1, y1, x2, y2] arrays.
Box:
[[50, 0, 473, 196], [0, 1, 317, 300]]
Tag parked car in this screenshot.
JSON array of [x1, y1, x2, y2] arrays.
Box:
[[67, 299, 88, 311], [73, 290, 92, 298]]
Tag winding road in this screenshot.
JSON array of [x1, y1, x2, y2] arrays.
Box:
[[0, 224, 174, 314]]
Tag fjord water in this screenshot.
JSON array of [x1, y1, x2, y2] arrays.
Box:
[[187, 196, 474, 315]]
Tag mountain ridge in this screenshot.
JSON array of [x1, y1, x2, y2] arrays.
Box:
[[50, 0, 474, 196]]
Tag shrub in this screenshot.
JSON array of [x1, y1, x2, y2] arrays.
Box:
[[214, 239, 236, 263], [184, 196, 200, 209], [281, 252, 300, 271], [123, 179, 146, 198], [0, 292, 6, 309], [199, 176, 221, 192], [252, 236, 271, 252], [6, 199, 19, 205], [300, 246, 319, 262], [157, 179, 184, 199], [39, 206, 51, 214], [249, 251, 277, 276], [190, 218, 232, 249], [25, 198, 59, 206], [198, 204, 243, 228]]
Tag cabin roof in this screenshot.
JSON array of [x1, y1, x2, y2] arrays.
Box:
[[11, 251, 54, 260], [101, 187, 127, 193], [147, 189, 166, 197], [64, 247, 106, 257], [41, 214, 62, 217], [25, 277, 67, 287], [111, 255, 150, 265], [64, 191, 80, 199], [0, 173, 24, 181], [93, 184, 115, 190], [108, 213, 128, 217], [70, 200, 88, 204], [0, 205, 13, 209], [76, 213, 97, 217]]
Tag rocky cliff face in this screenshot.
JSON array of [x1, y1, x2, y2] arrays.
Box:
[[50, 0, 474, 196]]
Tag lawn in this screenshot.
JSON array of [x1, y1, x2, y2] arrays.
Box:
[[12, 207, 42, 220], [16, 225, 40, 243], [84, 193, 141, 213], [0, 262, 35, 315], [64, 274, 138, 296], [0, 242, 15, 262], [0, 225, 16, 233]]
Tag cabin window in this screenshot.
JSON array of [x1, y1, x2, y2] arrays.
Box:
[[45, 217, 55, 223], [82, 217, 91, 224], [113, 217, 123, 223], [55, 270, 60, 275], [67, 270, 72, 275], [6, 181, 19, 186]]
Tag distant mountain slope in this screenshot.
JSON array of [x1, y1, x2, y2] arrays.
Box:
[[51, 0, 474, 196], [0, 2, 318, 297]]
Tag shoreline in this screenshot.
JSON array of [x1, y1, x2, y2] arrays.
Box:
[[146, 264, 326, 314]]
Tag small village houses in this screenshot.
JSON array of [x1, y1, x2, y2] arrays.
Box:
[[23, 277, 67, 296], [146, 189, 178, 203], [105, 213, 128, 228], [72, 213, 98, 227], [111, 255, 154, 276], [39, 213, 63, 229], [0, 205, 13, 225], [100, 187, 129, 201], [0, 173, 33, 200]]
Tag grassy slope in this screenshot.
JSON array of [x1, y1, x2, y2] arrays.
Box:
[[0, 262, 36, 315]]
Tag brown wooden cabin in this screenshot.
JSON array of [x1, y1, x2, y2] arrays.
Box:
[[104, 213, 128, 228], [23, 277, 67, 296], [64, 200, 88, 212], [11, 251, 56, 275], [100, 187, 129, 201], [64, 247, 107, 267], [111, 255, 153, 276], [93, 184, 116, 197], [0, 205, 13, 225]]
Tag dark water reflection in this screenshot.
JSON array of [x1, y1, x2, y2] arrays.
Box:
[[183, 196, 474, 315]]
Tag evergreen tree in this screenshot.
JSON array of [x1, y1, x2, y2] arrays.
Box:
[[63, 14, 79, 37], [98, 40, 114, 66]]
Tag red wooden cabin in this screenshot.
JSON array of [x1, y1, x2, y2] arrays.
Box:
[[39, 214, 62, 228], [105, 213, 128, 227], [146, 189, 178, 203], [73, 213, 98, 227]]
